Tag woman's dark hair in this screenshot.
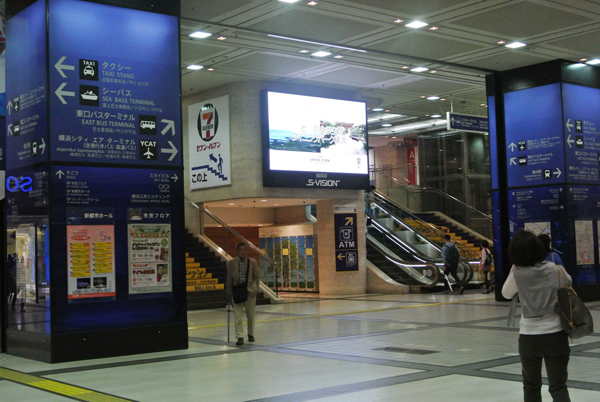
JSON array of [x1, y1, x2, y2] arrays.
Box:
[[481, 240, 489, 248], [508, 230, 546, 266], [537, 234, 552, 254]]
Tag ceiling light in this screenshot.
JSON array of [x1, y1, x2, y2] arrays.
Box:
[[496, 40, 506, 44], [411, 66, 429, 72], [384, 109, 390, 112], [217, 36, 227, 40], [308, 1, 318, 5], [207, 68, 215, 71], [427, 96, 440, 100], [393, 19, 404, 23], [382, 124, 392, 127], [420, 95, 427, 99], [278, 0, 300, 3], [274, 204, 280, 206], [186, 65, 203, 70], [268, 34, 367, 52], [189, 31, 212, 39], [392, 136, 397, 138], [506, 41, 526, 49], [440, 98, 446, 101], [372, 108, 384, 112], [401, 66, 410, 69], [406, 21, 428, 29], [425, 114, 430, 117], [299, 50, 309, 53], [312, 51, 331, 57], [429, 26, 439, 31], [431, 114, 442, 118], [333, 55, 344, 59], [586, 59, 600, 65], [258, 224, 263, 227], [480, 103, 487, 107], [229, 203, 235, 206], [430, 70, 437, 73], [580, 58, 588, 62], [261, 199, 267, 202]]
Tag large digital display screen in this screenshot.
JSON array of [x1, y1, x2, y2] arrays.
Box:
[[262, 91, 369, 189]]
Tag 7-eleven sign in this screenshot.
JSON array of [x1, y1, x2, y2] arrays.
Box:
[[199, 103, 219, 142]]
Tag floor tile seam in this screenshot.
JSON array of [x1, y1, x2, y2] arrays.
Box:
[[572, 351, 600, 358], [29, 348, 247, 377], [470, 370, 600, 391]]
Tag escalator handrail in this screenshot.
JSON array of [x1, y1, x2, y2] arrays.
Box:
[[367, 234, 439, 288]]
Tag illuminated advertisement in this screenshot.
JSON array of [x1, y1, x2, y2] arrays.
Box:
[[262, 91, 369, 189]]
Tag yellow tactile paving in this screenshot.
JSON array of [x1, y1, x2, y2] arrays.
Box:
[[0, 367, 133, 402]]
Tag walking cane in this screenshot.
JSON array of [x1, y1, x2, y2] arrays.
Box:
[[226, 301, 232, 343]]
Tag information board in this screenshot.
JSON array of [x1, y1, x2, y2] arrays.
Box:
[[47, 0, 181, 167], [504, 84, 565, 187], [562, 83, 600, 184], [6, 0, 49, 170], [334, 204, 359, 272], [188, 95, 231, 189], [447, 112, 489, 133]]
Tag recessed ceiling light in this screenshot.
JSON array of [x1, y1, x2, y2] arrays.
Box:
[[425, 114, 430, 117], [274, 203, 280, 206], [372, 107, 384, 112], [580, 58, 588, 62], [586, 59, 600, 65], [278, 0, 300, 3], [189, 31, 212, 39], [427, 96, 440, 100], [480, 103, 487, 107], [312, 51, 331, 57], [382, 124, 392, 127], [268, 35, 366, 52], [496, 40, 506, 44], [393, 19, 404, 23], [431, 114, 442, 118], [299, 49, 309, 53], [217, 36, 227, 40], [430, 70, 437, 73], [261, 199, 267, 202], [406, 21, 428, 29], [333, 55, 344, 59], [411, 66, 429, 72], [308, 1, 318, 5], [401, 66, 410, 69], [229, 203, 235, 205], [207, 68, 215, 71], [429, 26, 439, 31], [258, 224, 263, 227], [384, 109, 390, 112], [440, 98, 446, 101], [186, 64, 203, 70], [506, 41, 527, 49], [392, 136, 397, 138], [420, 95, 427, 99]]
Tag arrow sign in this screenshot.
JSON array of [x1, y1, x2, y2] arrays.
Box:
[[55, 83, 75, 104], [7, 124, 12, 136], [161, 119, 176, 136], [510, 157, 517, 166], [160, 141, 178, 161], [209, 153, 217, 163], [567, 134, 575, 148], [7, 100, 13, 115], [345, 217, 354, 226], [566, 118, 574, 132], [554, 168, 562, 178], [56, 170, 65, 179], [39, 138, 46, 154], [171, 174, 178, 182], [508, 142, 517, 152], [450, 117, 455, 125], [55, 56, 75, 78], [337, 253, 345, 261]]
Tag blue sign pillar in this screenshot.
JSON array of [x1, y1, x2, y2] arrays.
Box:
[[5, 0, 185, 362], [488, 60, 600, 302]]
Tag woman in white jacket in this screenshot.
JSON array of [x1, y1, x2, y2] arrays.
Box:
[[502, 230, 572, 402]]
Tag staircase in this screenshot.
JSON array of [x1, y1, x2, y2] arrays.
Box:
[[413, 213, 481, 256], [185, 231, 270, 310]]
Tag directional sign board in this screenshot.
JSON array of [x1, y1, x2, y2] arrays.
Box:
[[6, 0, 49, 170], [504, 83, 565, 187], [447, 112, 489, 134], [334, 204, 359, 272], [47, 0, 181, 167], [562, 83, 600, 184]]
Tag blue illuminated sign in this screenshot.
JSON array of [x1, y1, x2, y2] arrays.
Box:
[[504, 84, 565, 187], [447, 112, 489, 133], [488, 96, 498, 190], [6, 176, 33, 192], [47, 0, 181, 167]]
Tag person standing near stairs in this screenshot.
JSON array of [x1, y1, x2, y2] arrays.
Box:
[[226, 243, 260, 346], [442, 235, 465, 294]]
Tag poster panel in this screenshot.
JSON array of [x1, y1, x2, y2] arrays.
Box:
[[334, 204, 359, 272], [128, 209, 172, 295], [524, 222, 551, 236], [575, 220, 594, 266], [15, 226, 37, 300], [188, 95, 231, 189]]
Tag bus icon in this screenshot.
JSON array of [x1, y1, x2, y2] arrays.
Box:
[[140, 120, 155, 130]]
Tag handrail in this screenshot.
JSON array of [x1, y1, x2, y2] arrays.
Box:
[[374, 169, 492, 221], [372, 192, 481, 260]]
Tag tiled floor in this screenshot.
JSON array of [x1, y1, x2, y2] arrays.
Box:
[[1, 291, 600, 401]]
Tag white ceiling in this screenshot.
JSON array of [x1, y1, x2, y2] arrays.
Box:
[[179, 0, 600, 136]]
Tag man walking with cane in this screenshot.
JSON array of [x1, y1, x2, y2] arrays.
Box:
[[442, 235, 465, 294], [226, 243, 260, 346]]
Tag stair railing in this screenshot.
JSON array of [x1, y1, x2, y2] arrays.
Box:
[[371, 167, 492, 239], [186, 198, 280, 296]]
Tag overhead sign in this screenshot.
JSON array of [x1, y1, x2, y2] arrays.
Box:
[[504, 83, 565, 187], [46, 0, 181, 167], [188, 95, 231, 189], [447, 112, 489, 133], [334, 204, 359, 272]]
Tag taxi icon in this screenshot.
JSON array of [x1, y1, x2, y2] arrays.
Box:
[[83, 65, 95, 76]]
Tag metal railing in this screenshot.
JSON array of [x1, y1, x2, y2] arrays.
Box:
[[185, 198, 281, 295], [372, 168, 492, 239]]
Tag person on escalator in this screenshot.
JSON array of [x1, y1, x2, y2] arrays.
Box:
[[479, 240, 494, 294], [441, 234, 464, 294], [364, 185, 376, 221]]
